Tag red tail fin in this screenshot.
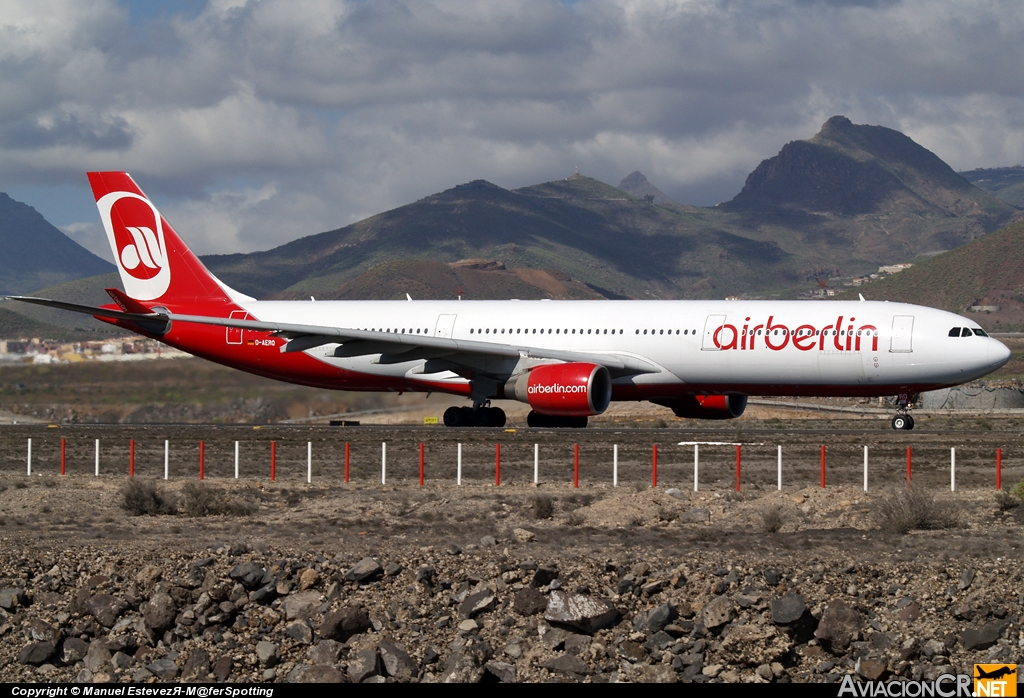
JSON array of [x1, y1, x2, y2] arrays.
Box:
[[88, 172, 235, 306]]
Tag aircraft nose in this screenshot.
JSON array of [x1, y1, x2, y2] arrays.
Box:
[[989, 339, 1012, 369]]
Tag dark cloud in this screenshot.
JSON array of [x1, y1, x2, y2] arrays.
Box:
[[0, 0, 1021, 254]]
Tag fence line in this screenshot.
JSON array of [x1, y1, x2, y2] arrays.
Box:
[[5, 435, 1015, 491]]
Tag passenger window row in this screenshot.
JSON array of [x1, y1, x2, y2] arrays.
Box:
[[470, 328, 625, 335]]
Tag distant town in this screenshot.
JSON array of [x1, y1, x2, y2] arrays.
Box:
[[0, 337, 189, 365]]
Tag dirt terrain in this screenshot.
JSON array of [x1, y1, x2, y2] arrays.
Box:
[[0, 422, 1022, 684]]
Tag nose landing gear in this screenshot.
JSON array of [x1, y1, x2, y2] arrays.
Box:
[[890, 393, 915, 430]]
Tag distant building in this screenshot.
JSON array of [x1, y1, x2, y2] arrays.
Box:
[[878, 263, 913, 274]]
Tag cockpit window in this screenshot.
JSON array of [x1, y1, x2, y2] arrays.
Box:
[[973, 328, 988, 337], [962, 327, 974, 338], [948, 328, 961, 337]]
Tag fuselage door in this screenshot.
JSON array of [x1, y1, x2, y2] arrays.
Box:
[[702, 315, 727, 351], [435, 314, 457, 339], [890, 315, 914, 353], [226, 310, 249, 345]]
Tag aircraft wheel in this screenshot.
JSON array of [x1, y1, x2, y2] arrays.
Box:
[[444, 406, 466, 427], [892, 415, 907, 430], [904, 415, 915, 430], [489, 407, 506, 428]]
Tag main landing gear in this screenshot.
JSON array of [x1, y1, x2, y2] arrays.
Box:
[[890, 393, 915, 431], [443, 405, 506, 427]]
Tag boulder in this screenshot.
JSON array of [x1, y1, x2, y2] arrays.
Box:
[[228, 562, 267, 591], [513, 588, 547, 616], [87, 594, 128, 628], [379, 640, 417, 681], [815, 600, 864, 654], [18, 642, 55, 666], [346, 558, 384, 584], [459, 588, 497, 619], [701, 595, 736, 630], [544, 591, 618, 634], [320, 606, 371, 642]]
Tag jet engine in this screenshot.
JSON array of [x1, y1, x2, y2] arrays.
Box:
[[505, 363, 612, 416], [653, 394, 747, 420]]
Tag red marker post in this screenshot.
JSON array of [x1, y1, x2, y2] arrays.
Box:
[[270, 441, 276, 481], [574, 443, 579, 488], [820, 445, 826, 488], [906, 447, 912, 489], [652, 444, 658, 488], [495, 444, 501, 487], [199, 440, 205, 480], [735, 445, 741, 492], [996, 448, 1002, 490], [419, 442, 425, 487], [130, 440, 135, 478], [60, 438, 66, 476]]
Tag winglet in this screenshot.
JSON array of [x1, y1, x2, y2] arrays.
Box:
[[859, 293, 866, 302], [106, 288, 153, 314]]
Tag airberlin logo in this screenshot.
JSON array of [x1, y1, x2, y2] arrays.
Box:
[[712, 315, 879, 352], [528, 384, 587, 394], [96, 191, 171, 301]]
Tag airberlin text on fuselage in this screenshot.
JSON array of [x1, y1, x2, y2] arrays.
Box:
[[713, 315, 880, 352]]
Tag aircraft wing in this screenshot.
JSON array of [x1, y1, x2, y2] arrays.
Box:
[[5, 296, 659, 377]]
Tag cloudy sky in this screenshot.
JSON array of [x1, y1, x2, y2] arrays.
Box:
[[2, 0, 1023, 261]]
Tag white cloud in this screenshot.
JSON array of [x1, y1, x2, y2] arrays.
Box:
[[2, 0, 1023, 252]]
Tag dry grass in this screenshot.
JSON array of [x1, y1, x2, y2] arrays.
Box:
[[874, 487, 961, 534], [120, 480, 177, 516], [531, 495, 554, 520], [759, 504, 786, 533], [179, 482, 257, 518]]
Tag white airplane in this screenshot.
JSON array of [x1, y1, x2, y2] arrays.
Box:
[[9, 172, 1011, 430]]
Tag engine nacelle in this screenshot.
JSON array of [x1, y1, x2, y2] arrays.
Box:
[[653, 394, 748, 420], [505, 363, 612, 417]]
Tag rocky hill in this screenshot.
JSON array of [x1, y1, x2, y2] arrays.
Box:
[[618, 171, 676, 205], [0, 193, 113, 294], [960, 166, 1024, 208], [837, 219, 1024, 331], [199, 117, 1016, 302], [722, 116, 1015, 265]]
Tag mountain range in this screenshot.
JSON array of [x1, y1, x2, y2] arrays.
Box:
[[2, 116, 1022, 338]]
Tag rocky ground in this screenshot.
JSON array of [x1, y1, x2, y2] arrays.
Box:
[[1, 467, 1022, 684]]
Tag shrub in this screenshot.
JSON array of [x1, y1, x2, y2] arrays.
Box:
[[120, 480, 177, 516], [567, 510, 586, 527], [995, 491, 1020, 511], [760, 504, 786, 533], [875, 487, 960, 534], [179, 482, 257, 518], [1011, 480, 1024, 501], [532, 495, 554, 520]]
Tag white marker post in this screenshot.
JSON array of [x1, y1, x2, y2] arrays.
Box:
[[26, 438, 31, 477], [381, 442, 386, 485], [95, 439, 100, 477], [863, 446, 869, 492], [777, 445, 782, 490], [307, 441, 312, 484], [164, 440, 169, 480], [534, 444, 539, 485], [234, 441, 239, 479], [693, 444, 699, 491], [950, 447, 956, 492], [613, 444, 618, 488], [457, 443, 462, 486]]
